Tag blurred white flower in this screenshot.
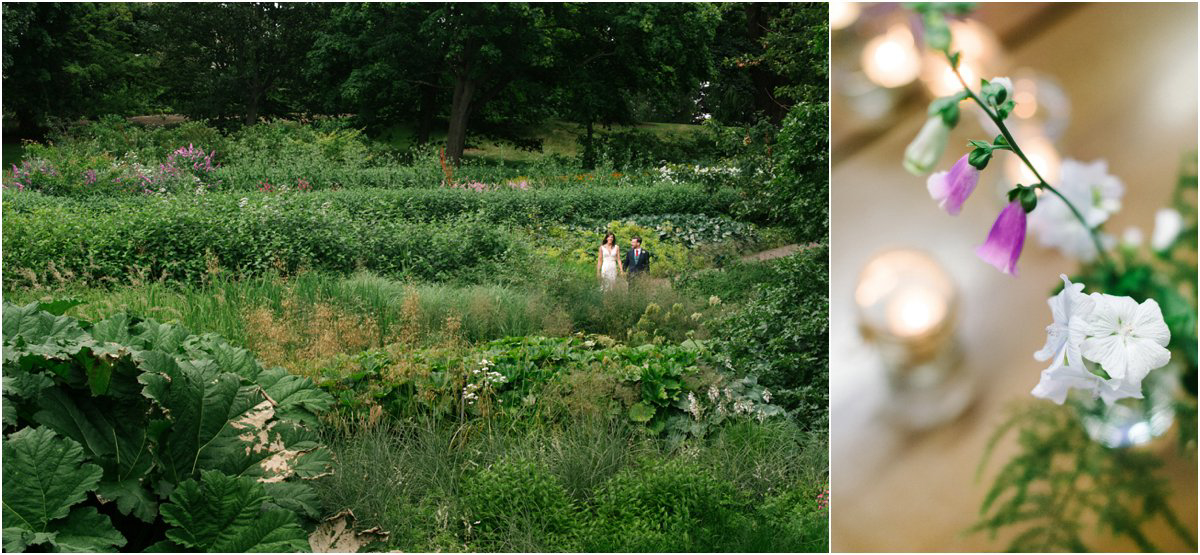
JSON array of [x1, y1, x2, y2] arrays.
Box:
[[903, 116, 950, 176], [1150, 208, 1183, 252], [1121, 226, 1144, 248], [1029, 159, 1124, 261]]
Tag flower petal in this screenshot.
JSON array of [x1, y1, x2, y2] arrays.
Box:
[[1132, 298, 1171, 347]]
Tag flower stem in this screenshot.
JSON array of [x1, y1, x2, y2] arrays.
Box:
[[949, 61, 1114, 269]]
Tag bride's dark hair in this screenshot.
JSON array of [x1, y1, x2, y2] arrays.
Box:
[[602, 232, 616, 246]]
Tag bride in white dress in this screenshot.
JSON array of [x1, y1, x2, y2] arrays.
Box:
[[597, 232, 625, 292]]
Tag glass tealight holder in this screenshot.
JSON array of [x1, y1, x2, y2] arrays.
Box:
[[855, 249, 974, 429]]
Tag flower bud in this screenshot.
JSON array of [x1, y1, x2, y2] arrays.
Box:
[[903, 116, 951, 176]]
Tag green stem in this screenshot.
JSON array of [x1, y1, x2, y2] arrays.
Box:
[[949, 60, 1115, 270]]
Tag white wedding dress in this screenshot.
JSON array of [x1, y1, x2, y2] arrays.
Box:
[[600, 245, 619, 291]]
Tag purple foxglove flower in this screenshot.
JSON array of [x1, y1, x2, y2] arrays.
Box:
[[903, 116, 951, 176], [926, 154, 980, 215], [976, 200, 1027, 276]]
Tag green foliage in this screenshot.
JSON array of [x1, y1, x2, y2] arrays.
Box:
[[2, 302, 334, 552], [586, 458, 746, 552], [146, 3, 328, 124], [1, 427, 124, 553], [315, 334, 783, 442], [774, 102, 829, 241], [2, 3, 158, 135], [702, 3, 828, 124], [581, 127, 722, 170], [576, 212, 761, 249], [973, 402, 1197, 552], [460, 459, 581, 551], [675, 259, 781, 304], [3, 198, 524, 288], [713, 245, 828, 429], [161, 470, 310, 552], [315, 413, 827, 552]]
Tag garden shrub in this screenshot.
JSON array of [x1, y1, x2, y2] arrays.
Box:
[[2, 199, 524, 288], [4, 184, 737, 225], [586, 458, 747, 552], [674, 258, 782, 304], [1, 302, 334, 552], [713, 244, 828, 430], [773, 102, 829, 242], [460, 459, 581, 551]]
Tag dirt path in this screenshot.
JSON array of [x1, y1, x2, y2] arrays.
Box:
[[739, 242, 816, 263]]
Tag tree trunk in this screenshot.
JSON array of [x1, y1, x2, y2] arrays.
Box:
[[244, 92, 261, 126], [582, 118, 596, 169], [445, 74, 476, 166], [744, 4, 785, 123], [416, 84, 438, 144]]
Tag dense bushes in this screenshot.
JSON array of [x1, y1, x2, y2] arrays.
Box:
[[6, 118, 743, 195], [4, 184, 738, 225], [714, 243, 828, 430], [773, 102, 829, 242], [2, 198, 524, 288]]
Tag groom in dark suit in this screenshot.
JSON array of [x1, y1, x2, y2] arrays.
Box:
[[625, 236, 650, 281]]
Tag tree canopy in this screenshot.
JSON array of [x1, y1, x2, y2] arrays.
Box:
[[2, 2, 829, 165]]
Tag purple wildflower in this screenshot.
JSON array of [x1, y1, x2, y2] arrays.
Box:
[[976, 200, 1028, 276]]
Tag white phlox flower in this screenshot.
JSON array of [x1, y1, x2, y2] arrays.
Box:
[[1033, 275, 1093, 369], [1030, 279, 1172, 404], [1077, 294, 1171, 386], [1031, 361, 1142, 405]]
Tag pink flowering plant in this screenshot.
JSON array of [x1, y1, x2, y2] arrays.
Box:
[[3, 142, 223, 196], [906, 4, 1197, 551]]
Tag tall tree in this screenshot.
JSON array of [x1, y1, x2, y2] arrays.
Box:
[[420, 3, 558, 165], [2, 2, 156, 137], [702, 2, 827, 125], [147, 2, 326, 125], [306, 3, 446, 139], [547, 3, 720, 168]]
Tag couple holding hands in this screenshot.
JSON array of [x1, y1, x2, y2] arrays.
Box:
[[596, 232, 650, 292]]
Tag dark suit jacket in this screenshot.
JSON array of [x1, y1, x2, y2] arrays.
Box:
[[624, 248, 650, 276]]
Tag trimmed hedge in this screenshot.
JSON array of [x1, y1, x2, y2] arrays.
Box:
[[3, 185, 738, 226], [2, 198, 524, 288]]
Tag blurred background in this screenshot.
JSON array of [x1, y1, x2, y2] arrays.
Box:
[[830, 2, 1197, 551]]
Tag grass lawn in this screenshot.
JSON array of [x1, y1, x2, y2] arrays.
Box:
[[378, 119, 707, 163]]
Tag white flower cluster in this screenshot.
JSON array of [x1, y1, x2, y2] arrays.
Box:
[[1031, 275, 1171, 404], [657, 164, 740, 185], [462, 359, 507, 405], [1028, 159, 1123, 262]]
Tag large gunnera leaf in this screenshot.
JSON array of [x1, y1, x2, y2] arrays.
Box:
[[33, 388, 157, 522], [2, 302, 92, 362], [1, 427, 125, 552], [161, 470, 309, 552]]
